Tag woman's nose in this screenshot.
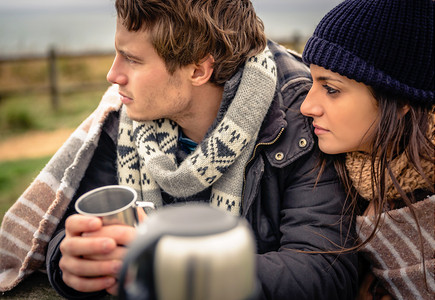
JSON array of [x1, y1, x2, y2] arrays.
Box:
[[300, 88, 322, 118]]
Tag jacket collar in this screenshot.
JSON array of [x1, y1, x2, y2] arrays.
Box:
[[256, 90, 287, 144]]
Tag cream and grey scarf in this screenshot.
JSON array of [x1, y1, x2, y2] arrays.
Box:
[[117, 48, 277, 215]]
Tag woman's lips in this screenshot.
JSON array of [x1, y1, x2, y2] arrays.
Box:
[[313, 124, 329, 135]]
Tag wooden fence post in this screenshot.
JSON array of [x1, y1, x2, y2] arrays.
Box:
[[48, 47, 59, 111]]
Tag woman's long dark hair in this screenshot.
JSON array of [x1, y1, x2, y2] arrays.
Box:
[[324, 89, 434, 287]]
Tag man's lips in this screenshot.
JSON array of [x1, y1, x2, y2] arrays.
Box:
[[119, 92, 133, 104]]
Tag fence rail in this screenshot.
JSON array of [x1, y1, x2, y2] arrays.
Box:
[[0, 49, 115, 63], [0, 36, 306, 110], [0, 48, 115, 109]]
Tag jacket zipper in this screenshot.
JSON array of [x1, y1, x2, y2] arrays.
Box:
[[242, 127, 285, 200]]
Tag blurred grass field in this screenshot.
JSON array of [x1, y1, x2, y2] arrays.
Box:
[[0, 53, 115, 139], [0, 156, 49, 222], [0, 53, 114, 223], [0, 89, 108, 140]]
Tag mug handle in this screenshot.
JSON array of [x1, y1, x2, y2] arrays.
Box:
[[135, 201, 156, 210], [118, 230, 162, 300]]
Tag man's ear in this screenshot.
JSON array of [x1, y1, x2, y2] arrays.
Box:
[[191, 55, 215, 86]]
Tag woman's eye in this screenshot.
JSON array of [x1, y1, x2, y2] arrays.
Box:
[[322, 84, 339, 95]]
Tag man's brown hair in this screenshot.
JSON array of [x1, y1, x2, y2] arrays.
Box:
[[115, 0, 266, 85]]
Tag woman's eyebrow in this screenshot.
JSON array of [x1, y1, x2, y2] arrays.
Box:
[[315, 76, 343, 83]]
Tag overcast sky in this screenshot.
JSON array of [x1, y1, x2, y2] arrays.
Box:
[[0, 0, 342, 56], [0, 0, 114, 13], [0, 0, 340, 13]]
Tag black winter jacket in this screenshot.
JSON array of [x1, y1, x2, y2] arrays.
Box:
[[46, 40, 357, 299]]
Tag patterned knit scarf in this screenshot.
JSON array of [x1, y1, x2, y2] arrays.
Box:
[[117, 48, 277, 215], [346, 150, 434, 202], [346, 114, 434, 202]]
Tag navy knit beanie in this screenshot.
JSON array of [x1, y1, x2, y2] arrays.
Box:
[[303, 0, 434, 106]]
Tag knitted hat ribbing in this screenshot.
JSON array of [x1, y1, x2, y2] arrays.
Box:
[[303, 0, 434, 105]]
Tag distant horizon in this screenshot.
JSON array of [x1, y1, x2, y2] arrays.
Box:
[[0, 0, 340, 11], [0, 0, 340, 58]]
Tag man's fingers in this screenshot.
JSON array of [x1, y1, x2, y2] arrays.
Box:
[[60, 255, 121, 293], [65, 214, 102, 237], [62, 272, 117, 293], [83, 245, 128, 261], [82, 224, 137, 246], [60, 255, 122, 278], [137, 207, 148, 223], [60, 236, 116, 257], [106, 283, 119, 296]]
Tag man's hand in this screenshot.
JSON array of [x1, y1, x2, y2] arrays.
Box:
[[59, 214, 139, 295]]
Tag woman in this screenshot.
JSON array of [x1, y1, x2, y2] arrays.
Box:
[[300, 0, 434, 299]]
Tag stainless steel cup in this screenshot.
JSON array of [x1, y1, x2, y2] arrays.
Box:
[[118, 203, 257, 300], [75, 185, 155, 226]]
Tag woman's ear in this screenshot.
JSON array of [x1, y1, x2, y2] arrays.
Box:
[[400, 104, 410, 117], [191, 55, 215, 86]]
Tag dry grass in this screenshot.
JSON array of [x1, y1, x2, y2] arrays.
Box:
[[0, 52, 114, 94]]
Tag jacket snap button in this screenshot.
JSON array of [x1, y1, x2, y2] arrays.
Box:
[[298, 138, 307, 148], [275, 152, 284, 161]]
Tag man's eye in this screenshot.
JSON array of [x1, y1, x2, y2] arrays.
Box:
[[322, 84, 339, 95], [124, 56, 137, 64]]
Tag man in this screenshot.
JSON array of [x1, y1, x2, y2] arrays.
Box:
[[0, 1, 357, 299]]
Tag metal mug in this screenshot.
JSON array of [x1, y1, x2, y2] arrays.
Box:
[[118, 203, 258, 300], [75, 185, 155, 227]]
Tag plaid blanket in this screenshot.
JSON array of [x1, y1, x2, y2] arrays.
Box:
[[0, 85, 121, 291]]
